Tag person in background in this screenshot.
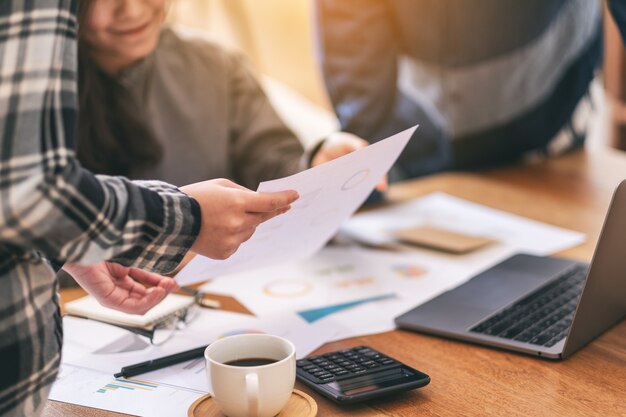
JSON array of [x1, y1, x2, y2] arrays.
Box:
[[316, 0, 602, 179], [77, 0, 376, 190], [609, 0, 626, 44], [0, 1, 297, 416]]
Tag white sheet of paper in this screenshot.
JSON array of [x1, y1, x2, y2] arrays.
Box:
[[321, 297, 417, 342], [49, 364, 202, 417], [200, 245, 472, 318], [61, 310, 338, 392], [340, 193, 585, 259], [175, 126, 416, 285]]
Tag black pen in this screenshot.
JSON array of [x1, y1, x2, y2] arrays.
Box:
[[114, 345, 208, 378]]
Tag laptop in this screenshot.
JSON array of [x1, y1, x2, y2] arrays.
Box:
[[395, 180, 626, 359]]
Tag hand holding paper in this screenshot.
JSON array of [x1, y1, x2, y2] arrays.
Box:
[[175, 126, 417, 285], [311, 132, 388, 192], [181, 178, 299, 260]]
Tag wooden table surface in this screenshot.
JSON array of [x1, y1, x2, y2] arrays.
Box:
[[45, 148, 626, 417]]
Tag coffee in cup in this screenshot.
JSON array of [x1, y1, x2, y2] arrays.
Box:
[[205, 334, 296, 417]]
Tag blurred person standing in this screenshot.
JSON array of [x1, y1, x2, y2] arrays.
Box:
[[316, 0, 601, 178]]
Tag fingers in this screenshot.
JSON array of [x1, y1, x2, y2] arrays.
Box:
[[376, 175, 389, 192], [245, 190, 299, 213], [241, 205, 290, 228], [312, 132, 369, 167], [120, 286, 167, 315], [129, 267, 179, 292]]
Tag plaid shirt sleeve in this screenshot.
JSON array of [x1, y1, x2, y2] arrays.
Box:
[[0, 0, 201, 274], [1, 3, 201, 412]]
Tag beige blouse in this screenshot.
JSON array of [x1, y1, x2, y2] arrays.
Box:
[[116, 28, 309, 189]]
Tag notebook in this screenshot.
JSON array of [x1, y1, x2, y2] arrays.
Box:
[[64, 294, 195, 329]]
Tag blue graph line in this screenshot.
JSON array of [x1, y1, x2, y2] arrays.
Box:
[[297, 293, 396, 323]]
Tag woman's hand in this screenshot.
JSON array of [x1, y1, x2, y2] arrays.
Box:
[[181, 178, 299, 260], [311, 132, 388, 192], [63, 262, 179, 315]]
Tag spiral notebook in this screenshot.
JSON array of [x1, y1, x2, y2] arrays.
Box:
[[64, 294, 195, 329]]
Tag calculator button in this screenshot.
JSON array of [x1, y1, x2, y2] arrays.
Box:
[[301, 346, 410, 386]]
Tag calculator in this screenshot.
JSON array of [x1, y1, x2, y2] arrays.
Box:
[[296, 346, 430, 404]]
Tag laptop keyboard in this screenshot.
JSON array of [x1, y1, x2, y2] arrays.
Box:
[[470, 264, 587, 347]]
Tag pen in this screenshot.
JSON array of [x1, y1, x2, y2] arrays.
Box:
[[114, 345, 208, 378]]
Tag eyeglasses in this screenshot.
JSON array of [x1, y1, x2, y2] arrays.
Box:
[[67, 295, 202, 346], [114, 301, 202, 345]]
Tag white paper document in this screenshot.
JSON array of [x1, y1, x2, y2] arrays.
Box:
[[54, 310, 338, 416], [50, 364, 202, 417], [340, 193, 585, 262], [175, 126, 416, 285], [200, 245, 471, 317], [60, 310, 337, 392]]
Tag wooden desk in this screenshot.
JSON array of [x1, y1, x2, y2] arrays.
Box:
[[46, 148, 626, 417]]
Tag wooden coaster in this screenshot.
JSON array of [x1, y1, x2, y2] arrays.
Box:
[[188, 389, 317, 417]]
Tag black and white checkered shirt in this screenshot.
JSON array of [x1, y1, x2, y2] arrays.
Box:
[[0, 1, 201, 415]]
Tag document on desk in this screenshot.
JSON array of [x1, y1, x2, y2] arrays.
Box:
[[175, 126, 416, 285], [59, 310, 338, 390], [200, 245, 471, 317], [53, 310, 339, 416], [50, 364, 202, 417], [340, 193, 586, 261]]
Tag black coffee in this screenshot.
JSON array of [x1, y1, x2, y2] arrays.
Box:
[[225, 358, 277, 367]]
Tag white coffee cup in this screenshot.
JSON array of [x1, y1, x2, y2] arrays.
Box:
[[205, 334, 296, 417]]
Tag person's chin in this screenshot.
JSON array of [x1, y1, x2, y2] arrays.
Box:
[[117, 36, 158, 62], [115, 26, 159, 51]]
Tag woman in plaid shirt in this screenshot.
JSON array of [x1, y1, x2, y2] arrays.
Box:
[[0, 1, 298, 416]]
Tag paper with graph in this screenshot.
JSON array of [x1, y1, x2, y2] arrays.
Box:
[[200, 245, 470, 317], [175, 126, 416, 285]]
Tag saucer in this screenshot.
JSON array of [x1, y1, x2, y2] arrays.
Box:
[[187, 389, 317, 417]]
